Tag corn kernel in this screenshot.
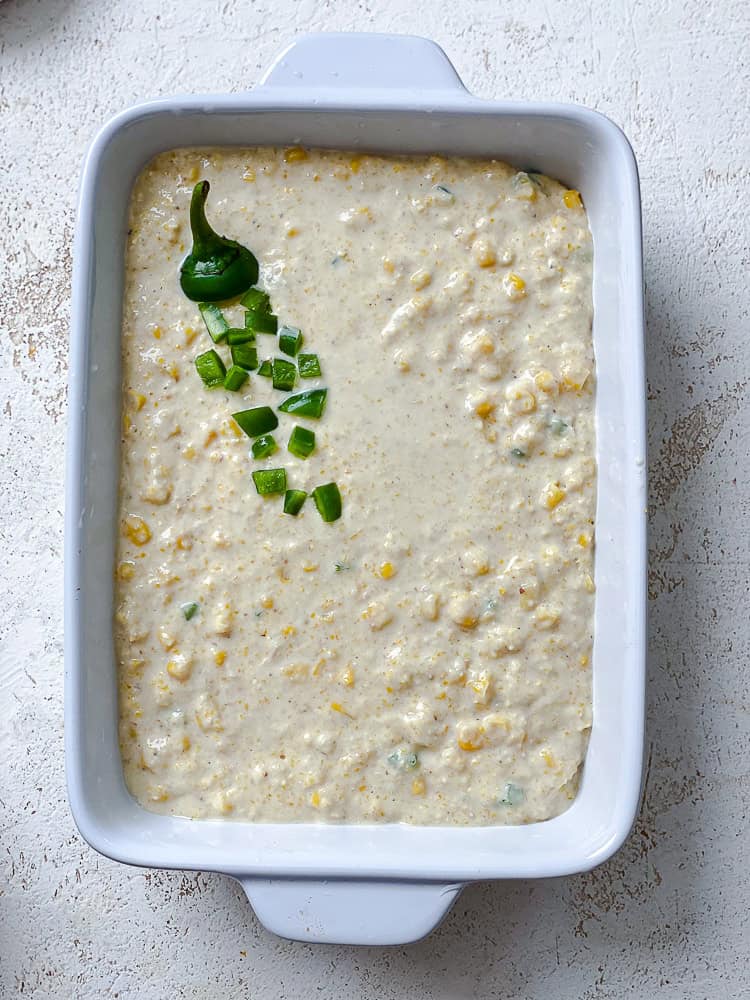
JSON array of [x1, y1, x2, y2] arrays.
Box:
[[410, 268, 432, 290], [152, 326, 162, 340], [541, 748, 556, 768], [340, 666, 355, 688], [184, 326, 199, 345], [535, 605, 560, 629], [583, 574, 596, 593], [578, 533, 591, 548], [475, 401, 495, 420], [122, 413, 131, 433], [504, 272, 526, 299], [542, 483, 566, 510], [182, 445, 196, 459], [213, 650, 226, 667], [472, 239, 497, 268], [167, 654, 193, 682], [130, 390, 147, 411], [282, 625, 297, 637], [167, 362, 179, 382], [303, 563, 319, 573], [181, 736, 191, 752], [458, 737, 483, 752], [175, 534, 193, 551], [349, 156, 363, 173], [330, 701, 353, 718], [579, 654, 589, 667], [284, 146, 308, 163], [242, 168, 256, 182], [123, 515, 151, 546], [411, 777, 426, 796], [534, 370, 557, 393], [382, 257, 396, 274], [563, 189, 583, 210], [158, 626, 177, 651], [186, 165, 200, 182], [261, 596, 275, 609], [204, 430, 218, 448], [379, 562, 395, 580], [311, 791, 321, 807], [286, 226, 299, 238], [117, 560, 136, 581]]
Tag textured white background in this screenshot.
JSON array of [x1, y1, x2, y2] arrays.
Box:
[[1, 0, 748, 997]]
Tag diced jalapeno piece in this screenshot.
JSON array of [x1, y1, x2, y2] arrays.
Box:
[[223, 364, 249, 391], [288, 425, 315, 459], [278, 388, 327, 418], [226, 327, 255, 345], [232, 406, 278, 438], [245, 309, 278, 334], [252, 467, 287, 495], [231, 342, 258, 371], [194, 349, 226, 387], [198, 302, 230, 343], [251, 434, 277, 459], [311, 482, 342, 522], [283, 489, 307, 516], [240, 287, 271, 312], [297, 353, 321, 379], [278, 325, 303, 357], [257, 359, 272, 377], [272, 357, 297, 392]]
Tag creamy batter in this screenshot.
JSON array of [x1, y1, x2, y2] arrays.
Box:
[[115, 147, 595, 825]]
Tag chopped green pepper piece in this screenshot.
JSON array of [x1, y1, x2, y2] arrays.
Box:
[[433, 183, 455, 203], [272, 357, 297, 392], [240, 287, 271, 312], [510, 447, 526, 460], [288, 425, 315, 459], [231, 342, 258, 371], [297, 353, 322, 378], [252, 467, 287, 495], [278, 388, 327, 418], [312, 482, 342, 522], [245, 309, 278, 334], [226, 327, 255, 345], [197, 302, 230, 343], [549, 417, 568, 435], [180, 181, 258, 302], [251, 434, 277, 459], [232, 406, 278, 438], [257, 359, 272, 377], [283, 489, 307, 516], [223, 364, 249, 392], [499, 782, 525, 806], [278, 325, 303, 357], [181, 601, 199, 621], [194, 349, 227, 387], [387, 748, 419, 770]]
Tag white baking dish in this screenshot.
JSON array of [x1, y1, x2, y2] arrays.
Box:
[[65, 32, 646, 946]]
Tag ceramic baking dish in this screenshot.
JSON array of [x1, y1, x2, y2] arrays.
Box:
[[65, 32, 646, 946]]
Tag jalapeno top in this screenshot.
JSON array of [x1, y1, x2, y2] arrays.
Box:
[[179, 181, 259, 302]]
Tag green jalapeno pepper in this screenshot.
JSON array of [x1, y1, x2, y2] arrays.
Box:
[[179, 181, 258, 302]]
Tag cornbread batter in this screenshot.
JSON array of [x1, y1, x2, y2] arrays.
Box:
[[115, 147, 595, 824]]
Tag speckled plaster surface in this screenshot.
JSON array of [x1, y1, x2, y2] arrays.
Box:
[[1, 0, 748, 996]]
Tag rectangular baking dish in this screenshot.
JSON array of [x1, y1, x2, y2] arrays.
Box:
[[65, 32, 646, 946]]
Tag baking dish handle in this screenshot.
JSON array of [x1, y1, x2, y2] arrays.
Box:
[[240, 877, 464, 945], [260, 32, 467, 94]]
